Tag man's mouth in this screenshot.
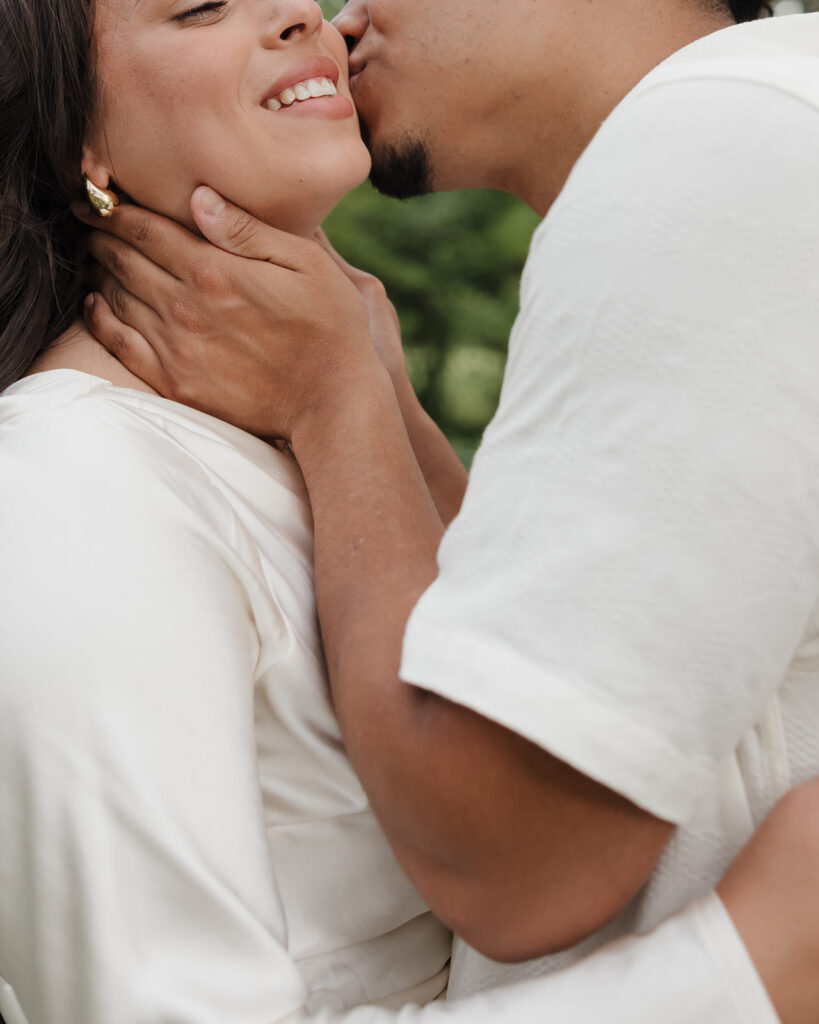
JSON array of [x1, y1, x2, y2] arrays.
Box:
[[263, 77, 338, 111], [348, 60, 366, 89]]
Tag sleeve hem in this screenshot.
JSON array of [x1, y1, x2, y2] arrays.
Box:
[[693, 894, 782, 1024], [400, 615, 712, 825]]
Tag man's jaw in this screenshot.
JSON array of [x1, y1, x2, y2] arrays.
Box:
[[360, 120, 434, 199]]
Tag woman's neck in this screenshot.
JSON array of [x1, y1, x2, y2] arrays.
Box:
[[26, 321, 159, 396]]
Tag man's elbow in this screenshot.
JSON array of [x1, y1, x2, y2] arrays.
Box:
[[416, 817, 675, 963], [441, 874, 645, 962]]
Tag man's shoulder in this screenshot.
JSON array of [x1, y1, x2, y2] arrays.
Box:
[[516, 18, 819, 341], [636, 14, 819, 110], [530, 17, 819, 242], [522, 17, 819, 270]]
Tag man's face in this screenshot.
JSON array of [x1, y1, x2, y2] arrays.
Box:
[[332, 0, 533, 198]]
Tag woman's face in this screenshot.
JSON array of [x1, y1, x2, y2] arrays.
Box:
[[85, 0, 371, 236]]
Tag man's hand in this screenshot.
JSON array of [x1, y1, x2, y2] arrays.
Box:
[[76, 187, 378, 440], [312, 228, 408, 395], [78, 188, 468, 521]]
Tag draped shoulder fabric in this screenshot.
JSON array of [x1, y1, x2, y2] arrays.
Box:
[[0, 370, 450, 1024]]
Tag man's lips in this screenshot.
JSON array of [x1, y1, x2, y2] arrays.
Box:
[[348, 63, 369, 99], [347, 51, 369, 85]]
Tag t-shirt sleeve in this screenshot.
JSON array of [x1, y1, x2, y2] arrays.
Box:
[[401, 77, 819, 825], [0, 404, 310, 1024]]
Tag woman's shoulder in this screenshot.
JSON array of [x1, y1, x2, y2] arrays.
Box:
[[0, 368, 307, 665], [0, 370, 228, 566], [3, 369, 178, 479], [1, 368, 308, 513]]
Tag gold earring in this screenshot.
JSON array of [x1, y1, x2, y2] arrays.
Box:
[[84, 177, 119, 217]]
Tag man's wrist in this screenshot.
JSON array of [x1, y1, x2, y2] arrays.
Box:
[[391, 371, 425, 425], [289, 357, 401, 466]]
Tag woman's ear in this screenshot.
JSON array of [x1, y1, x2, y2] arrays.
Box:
[[81, 147, 119, 216], [80, 147, 112, 192]]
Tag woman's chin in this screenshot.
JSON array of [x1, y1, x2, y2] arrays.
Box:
[[125, 155, 372, 241], [252, 177, 371, 238]]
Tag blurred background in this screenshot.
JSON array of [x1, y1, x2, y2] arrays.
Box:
[[319, 0, 818, 466]]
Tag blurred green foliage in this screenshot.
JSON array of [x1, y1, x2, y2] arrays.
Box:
[[320, 0, 817, 464], [324, 187, 539, 466]]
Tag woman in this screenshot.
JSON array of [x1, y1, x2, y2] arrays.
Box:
[[0, 1, 817, 1023]]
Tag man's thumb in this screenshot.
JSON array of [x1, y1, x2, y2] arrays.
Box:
[[191, 186, 268, 258]]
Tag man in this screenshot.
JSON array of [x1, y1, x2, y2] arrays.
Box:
[[77, 0, 819, 1019]]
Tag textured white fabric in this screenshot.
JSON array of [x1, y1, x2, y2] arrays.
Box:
[[401, 13, 819, 998], [0, 370, 450, 1024]]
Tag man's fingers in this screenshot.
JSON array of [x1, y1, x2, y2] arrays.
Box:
[[72, 202, 208, 281], [83, 293, 166, 390], [87, 230, 177, 315], [191, 187, 311, 271], [95, 270, 163, 342], [313, 228, 352, 271], [312, 227, 375, 290]]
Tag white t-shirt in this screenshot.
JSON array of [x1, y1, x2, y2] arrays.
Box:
[[401, 13, 819, 996], [0, 370, 450, 1024]]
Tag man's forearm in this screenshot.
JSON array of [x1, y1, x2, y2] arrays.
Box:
[[393, 377, 468, 526], [291, 365, 672, 961]]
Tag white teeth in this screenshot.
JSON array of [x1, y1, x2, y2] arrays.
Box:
[[265, 77, 338, 110]]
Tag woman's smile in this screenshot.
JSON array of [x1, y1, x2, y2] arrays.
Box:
[[85, 0, 370, 236], [260, 53, 355, 118]]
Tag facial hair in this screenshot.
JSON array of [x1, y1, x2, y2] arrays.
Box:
[[362, 122, 433, 200]]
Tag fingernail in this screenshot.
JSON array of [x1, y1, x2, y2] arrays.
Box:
[[84, 293, 96, 313], [197, 186, 226, 218]]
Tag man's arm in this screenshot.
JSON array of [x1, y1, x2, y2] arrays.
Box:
[[289, 360, 673, 960], [311, 229, 468, 525], [391, 378, 468, 526], [77, 195, 672, 960]]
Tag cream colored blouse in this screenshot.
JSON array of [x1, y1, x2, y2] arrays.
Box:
[[0, 370, 450, 1024]]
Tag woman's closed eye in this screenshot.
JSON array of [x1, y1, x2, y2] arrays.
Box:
[[175, 1, 228, 24]]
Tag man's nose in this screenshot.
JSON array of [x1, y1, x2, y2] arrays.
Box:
[[261, 0, 324, 47], [331, 0, 369, 55]]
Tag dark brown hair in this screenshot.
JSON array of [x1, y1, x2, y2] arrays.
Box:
[[0, 0, 95, 393], [729, 0, 773, 19]]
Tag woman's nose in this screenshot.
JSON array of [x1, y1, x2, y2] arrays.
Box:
[[331, 0, 369, 56], [261, 0, 323, 47]]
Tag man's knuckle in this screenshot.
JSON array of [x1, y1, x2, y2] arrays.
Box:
[[167, 296, 206, 335], [109, 284, 129, 319], [361, 275, 385, 298], [130, 213, 152, 246], [190, 260, 225, 294], [107, 245, 129, 277], [225, 215, 256, 247], [108, 328, 133, 361]]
